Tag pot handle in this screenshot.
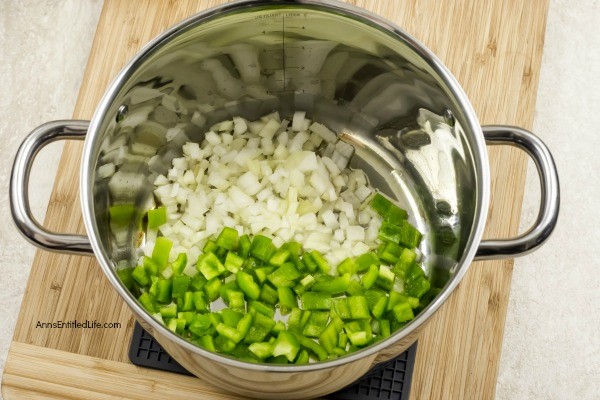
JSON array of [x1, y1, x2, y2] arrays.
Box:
[[475, 125, 559, 260], [10, 120, 94, 256]]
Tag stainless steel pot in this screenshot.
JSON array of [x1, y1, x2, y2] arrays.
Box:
[[10, 1, 559, 398]]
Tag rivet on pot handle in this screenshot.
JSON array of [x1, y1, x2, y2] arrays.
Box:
[[476, 125, 560, 260], [10, 120, 94, 256]]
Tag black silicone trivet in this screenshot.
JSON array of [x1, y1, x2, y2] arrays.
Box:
[[129, 322, 417, 400]]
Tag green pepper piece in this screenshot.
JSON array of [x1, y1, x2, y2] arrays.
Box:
[[244, 312, 276, 344], [190, 274, 207, 291], [227, 289, 245, 312], [299, 336, 328, 361], [295, 349, 309, 364], [387, 291, 407, 312], [311, 274, 350, 294], [214, 334, 237, 353], [216, 227, 238, 250], [397, 220, 422, 248], [405, 276, 431, 299], [179, 291, 195, 311], [252, 266, 276, 284], [337, 258, 357, 275], [237, 313, 253, 337], [269, 249, 290, 266], [216, 314, 252, 344], [289, 253, 306, 272], [267, 262, 302, 288], [379, 319, 391, 338], [371, 295, 388, 319], [132, 265, 149, 286], [361, 265, 379, 290], [348, 296, 370, 319], [272, 331, 301, 362], [197, 335, 216, 352], [159, 302, 177, 318], [204, 277, 222, 302], [248, 342, 273, 359], [249, 235, 275, 262], [138, 292, 156, 313], [172, 275, 190, 299], [302, 252, 318, 273], [232, 343, 260, 363], [109, 204, 135, 226], [331, 298, 352, 320], [376, 265, 396, 291], [293, 274, 315, 296], [177, 311, 195, 327], [147, 207, 167, 229], [338, 332, 348, 349], [266, 355, 289, 364], [385, 204, 408, 224], [344, 320, 372, 347], [156, 278, 172, 303], [238, 235, 252, 258], [303, 311, 329, 338], [192, 291, 208, 312], [143, 256, 160, 276], [370, 192, 393, 216], [148, 276, 159, 297], [355, 252, 380, 272], [220, 280, 239, 303], [281, 241, 302, 256], [301, 292, 331, 311], [224, 252, 244, 273], [260, 284, 279, 305], [203, 240, 218, 254], [116, 267, 134, 290], [248, 300, 275, 318], [319, 317, 344, 354], [408, 296, 420, 309], [309, 250, 330, 274], [380, 242, 404, 264], [237, 271, 261, 300], [171, 253, 187, 276], [271, 320, 286, 336], [393, 248, 416, 278], [332, 347, 347, 357], [152, 237, 173, 269], [289, 309, 312, 335], [221, 308, 244, 327], [277, 287, 297, 315], [346, 279, 364, 296], [209, 312, 223, 328], [392, 301, 414, 322], [196, 252, 226, 280]]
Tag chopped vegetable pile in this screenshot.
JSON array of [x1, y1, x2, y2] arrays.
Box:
[[146, 112, 381, 267], [117, 192, 436, 364]]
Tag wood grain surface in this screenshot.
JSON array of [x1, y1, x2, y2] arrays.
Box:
[[2, 0, 549, 399]]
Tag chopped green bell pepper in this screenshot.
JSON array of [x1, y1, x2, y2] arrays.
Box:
[[303, 311, 329, 338], [301, 292, 331, 311], [237, 271, 261, 300], [196, 252, 226, 280], [152, 237, 173, 269], [216, 227, 238, 250], [147, 207, 167, 229], [272, 331, 300, 362], [249, 235, 275, 262], [277, 286, 297, 314]]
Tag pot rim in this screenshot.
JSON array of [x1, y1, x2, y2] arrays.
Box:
[[81, 0, 490, 372]]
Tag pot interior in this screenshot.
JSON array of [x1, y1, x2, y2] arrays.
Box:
[[87, 1, 484, 353]]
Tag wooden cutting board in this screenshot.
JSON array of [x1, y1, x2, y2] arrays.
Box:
[[1, 0, 549, 399]]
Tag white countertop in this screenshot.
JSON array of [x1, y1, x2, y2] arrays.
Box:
[[0, 1, 598, 399]]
